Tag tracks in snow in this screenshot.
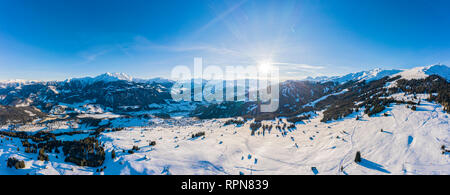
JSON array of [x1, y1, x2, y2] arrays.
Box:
[[337, 117, 359, 175]]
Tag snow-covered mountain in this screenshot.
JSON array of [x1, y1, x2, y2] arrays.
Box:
[[66, 72, 136, 85], [305, 64, 449, 83], [304, 68, 402, 83], [69, 72, 133, 84], [0, 72, 173, 87], [66, 72, 177, 85], [336, 68, 402, 83], [0, 79, 40, 89], [304, 76, 331, 82]]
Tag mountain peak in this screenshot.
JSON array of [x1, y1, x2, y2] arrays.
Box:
[[95, 72, 133, 82], [66, 72, 133, 84]]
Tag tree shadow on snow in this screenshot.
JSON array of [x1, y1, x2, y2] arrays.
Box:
[[413, 106, 432, 112], [407, 136, 414, 146], [358, 159, 391, 174], [370, 106, 394, 118]]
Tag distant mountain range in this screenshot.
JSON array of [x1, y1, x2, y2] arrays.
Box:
[[0, 64, 448, 122], [2, 64, 448, 87]]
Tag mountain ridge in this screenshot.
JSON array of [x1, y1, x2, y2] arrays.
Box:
[[2, 64, 449, 86], [304, 64, 449, 83]]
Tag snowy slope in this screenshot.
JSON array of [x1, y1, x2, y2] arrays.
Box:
[[99, 101, 449, 175], [1, 98, 448, 175]]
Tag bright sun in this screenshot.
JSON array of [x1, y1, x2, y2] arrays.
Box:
[[258, 61, 273, 74]]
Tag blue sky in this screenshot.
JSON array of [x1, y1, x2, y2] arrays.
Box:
[[0, 0, 449, 80]]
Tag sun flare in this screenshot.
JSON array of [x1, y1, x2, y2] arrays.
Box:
[[258, 60, 274, 74]]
